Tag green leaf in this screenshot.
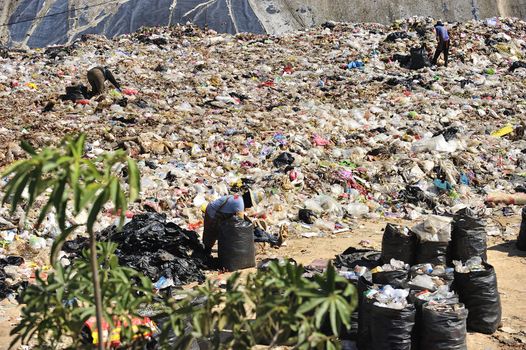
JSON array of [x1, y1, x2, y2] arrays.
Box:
[[20, 140, 36, 155], [296, 298, 325, 316], [9, 172, 30, 213], [314, 300, 330, 328], [329, 300, 338, 337], [87, 189, 108, 233], [127, 159, 140, 202]]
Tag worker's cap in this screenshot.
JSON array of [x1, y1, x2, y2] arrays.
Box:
[[435, 21, 444, 27]]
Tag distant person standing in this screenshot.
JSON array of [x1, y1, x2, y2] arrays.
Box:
[[87, 66, 121, 96], [432, 21, 450, 67]]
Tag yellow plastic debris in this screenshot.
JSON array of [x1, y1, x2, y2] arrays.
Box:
[[491, 124, 513, 137]]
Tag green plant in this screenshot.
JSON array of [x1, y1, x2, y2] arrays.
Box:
[[2, 135, 140, 350], [10, 242, 155, 349], [159, 260, 357, 350]]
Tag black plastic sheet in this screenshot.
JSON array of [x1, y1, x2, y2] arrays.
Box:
[[273, 152, 295, 167], [453, 263, 501, 334], [509, 61, 526, 72], [253, 227, 280, 246], [334, 247, 381, 270], [67, 213, 210, 286], [0, 255, 26, 300]]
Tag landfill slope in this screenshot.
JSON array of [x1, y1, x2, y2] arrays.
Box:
[[0, 17, 526, 349], [2, 0, 526, 47]]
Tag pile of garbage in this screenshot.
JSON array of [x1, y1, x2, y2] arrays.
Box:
[[0, 17, 524, 243], [64, 213, 210, 287]]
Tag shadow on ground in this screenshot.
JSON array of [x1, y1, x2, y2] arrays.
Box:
[[488, 241, 526, 258]]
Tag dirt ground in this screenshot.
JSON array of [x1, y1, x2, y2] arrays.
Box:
[[0, 216, 524, 349]]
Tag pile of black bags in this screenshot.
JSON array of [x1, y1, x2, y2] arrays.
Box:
[[335, 208, 502, 350]]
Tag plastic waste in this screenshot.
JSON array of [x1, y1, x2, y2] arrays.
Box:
[[491, 124, 514, 137]]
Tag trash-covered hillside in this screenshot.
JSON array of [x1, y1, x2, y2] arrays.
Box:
[[1, 15, 526, 350], [1, 17, 526, 230]]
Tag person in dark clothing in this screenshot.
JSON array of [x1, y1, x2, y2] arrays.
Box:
[[87, 66, 121, 96], [432, 21, 450, 67]]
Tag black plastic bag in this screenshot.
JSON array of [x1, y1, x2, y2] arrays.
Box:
[[273, 152, 295, 167], [334, 248, 381, 270], [381, 224, 416, 265], [408, 46, 431, 70], [372, 270, 408, 289], [62, 84, 89, 101], [385, 32, 409, 42], [357, 276, 374, 350], [253, 227, 280, 247], [415, 241, 448, 265], [370, 304, 415, 350], [450, 208, 487, 261], [516, 207, 526, 251], [509, 61, 526, 72], [453, 263, 501, 334], [409, 291, 460, 349], [298, 209, 317, 224], [218, 216, 255, 271], [420, 303, 468, 350]]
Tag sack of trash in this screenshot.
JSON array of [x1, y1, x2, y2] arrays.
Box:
[[419, 303, 468, 350], [450, 207, 487, 262], [408, 263, 454, 291], [371, 259, 409, 288], [412, 215, 452, 265], [453, 257, 501, 334], [381, 224, 416, 265], [218, 216, 256, 271], [357, 275, 374, 350], [365, 285, 415, 350]]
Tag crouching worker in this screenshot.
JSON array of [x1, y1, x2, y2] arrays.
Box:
[[87, 66, 122, 96], [202, 190, 263, 271]]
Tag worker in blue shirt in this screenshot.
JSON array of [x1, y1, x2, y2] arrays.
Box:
[[202, 190, 263, 255], [432, 21, 450, 67]]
